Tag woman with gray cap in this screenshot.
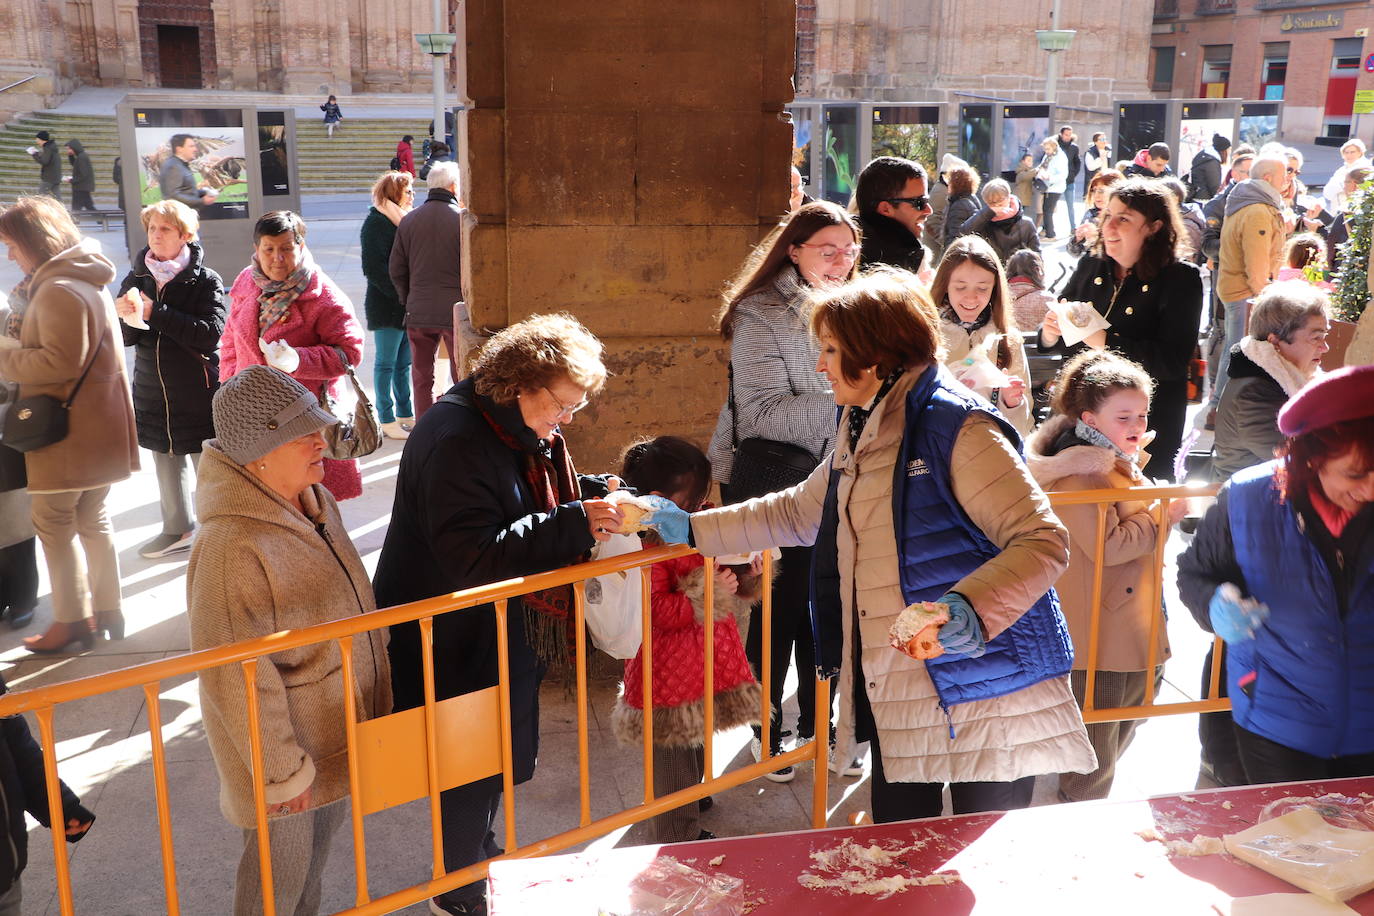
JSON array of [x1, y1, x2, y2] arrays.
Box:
[[187, 365, 391, 916]]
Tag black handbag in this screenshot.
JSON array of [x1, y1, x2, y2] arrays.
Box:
[[0, 335, 104, 454], [725, 364, 821, 503], [0, 444, 24, 492]]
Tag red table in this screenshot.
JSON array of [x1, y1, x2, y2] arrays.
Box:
[[488, 777, 1374, 914]]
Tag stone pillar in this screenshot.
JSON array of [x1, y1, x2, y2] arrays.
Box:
[[463, 0, 795, 469]]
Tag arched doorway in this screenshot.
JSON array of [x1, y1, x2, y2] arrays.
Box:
[[139, 0, 217, 89]]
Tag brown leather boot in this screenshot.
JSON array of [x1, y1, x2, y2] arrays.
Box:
[[23, 619, 96, 654]]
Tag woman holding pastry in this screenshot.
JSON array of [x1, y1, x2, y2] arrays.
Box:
[[1178, 366, 1374, 786], [115, 199, 225, 560], [707, 200, 857, 779], [930, 236, 1033, 434], [1038, 178, 1204, 480], [373, 313, 624, 915], [219, 210, 364, 501], [647, 271, 1095, 823]]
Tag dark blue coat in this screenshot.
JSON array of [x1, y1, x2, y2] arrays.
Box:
[[812, 364, 1073, 710]]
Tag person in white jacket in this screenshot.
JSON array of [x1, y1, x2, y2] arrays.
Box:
[[1036, 137, 1068, 240], [1322, 138, 1371, 214]]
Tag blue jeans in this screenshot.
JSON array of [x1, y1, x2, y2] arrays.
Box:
[[372, 327, 413, 423], [1209, 299, 1249, 408]]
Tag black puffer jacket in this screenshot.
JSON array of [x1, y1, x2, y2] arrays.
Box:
[[856, 211, 925, 274], [0, 673, 93, 896], [961, 202, 1041, 262], [116, 243, 225, 454], [942, 191, 979, 248], [373, 377, 611, 781]]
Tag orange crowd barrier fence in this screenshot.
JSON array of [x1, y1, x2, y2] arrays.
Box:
[[0, 482, 1223, 914]]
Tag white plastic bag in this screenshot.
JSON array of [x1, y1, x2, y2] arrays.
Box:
[[585, 533, 646, 659]]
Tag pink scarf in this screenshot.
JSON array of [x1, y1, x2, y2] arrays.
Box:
[[145, 245, 190, 292]]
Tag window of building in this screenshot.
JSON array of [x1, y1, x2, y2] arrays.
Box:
[[1261, 42, 1288, 101], [1200, 45, 1231, 98], [1152, 46, 1176, 91], [1323, 38, 1363, 140]]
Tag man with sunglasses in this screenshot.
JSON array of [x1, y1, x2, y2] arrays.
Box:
[[852, 156, 934, 279]]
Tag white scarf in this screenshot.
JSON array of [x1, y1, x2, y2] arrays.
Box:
[[145, 245, 190, 292], [1239, 335, 1320, 397]]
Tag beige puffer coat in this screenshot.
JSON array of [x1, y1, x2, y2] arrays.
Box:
[[188, 443, 392, 828], [940, 317, 1033, 435], [1026, 416, 1170, 673], [691, 370, 1096, 785]]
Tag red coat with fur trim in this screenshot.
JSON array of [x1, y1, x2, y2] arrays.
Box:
[[221, 265, 365, 500], [612, 552, 761, 748]]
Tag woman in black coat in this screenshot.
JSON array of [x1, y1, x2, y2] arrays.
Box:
[[941, 165, 981, 250], [360, 171, 415, 439], [1039, 178, 1203, 480], [373, 313, 624, 916], [115, 200, 225, 560]]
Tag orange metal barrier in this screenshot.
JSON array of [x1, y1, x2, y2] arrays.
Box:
[[2, 482, 1225, 914], [0, 543, 830, 916], [1046, 481, 1228, 725]]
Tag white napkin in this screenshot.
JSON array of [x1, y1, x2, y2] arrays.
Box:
[[119, 290, 148, 330], [1052, 300, 1112, 347], [259, 338, 300, 374]]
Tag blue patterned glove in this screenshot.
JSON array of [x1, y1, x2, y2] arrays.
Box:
[[640, 494, 691, 545], [1209, 584, 1269, 644], [936, 592, 986, 658]]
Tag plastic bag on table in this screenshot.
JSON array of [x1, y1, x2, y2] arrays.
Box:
[[1257, 795, 1374, 833], [597, 857, 744, 915], [1224, 804, 1374, 903]]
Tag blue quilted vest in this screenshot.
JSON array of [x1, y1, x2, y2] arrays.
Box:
[[1226, 462, 1374, 758], [811, 364, 1074, 711]]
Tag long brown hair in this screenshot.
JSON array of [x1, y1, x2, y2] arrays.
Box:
[[0, 196, 81, 270], [717, 200, 861, 340], [928, 235, 1016, 370], [1051, 349, 1154, 419], [1093, 178, 1184, 282]]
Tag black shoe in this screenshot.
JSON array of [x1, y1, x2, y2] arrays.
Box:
[[698, 795, 714, 813], [3, 606, 34, 630], [696, 830, 716, 841]]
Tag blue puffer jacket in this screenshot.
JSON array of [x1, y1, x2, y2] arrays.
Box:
[[1226, 462, 1374, 758], [812, 364, 1074, 708]]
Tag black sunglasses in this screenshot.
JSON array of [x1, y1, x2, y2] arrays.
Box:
[[887, 196, 931, 210]]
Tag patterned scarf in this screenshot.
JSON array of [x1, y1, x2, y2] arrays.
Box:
[[847, 366, 906, 452], [476, 398, 582, 670], [4, 277, 32, 340], [1075, 419, 1138, 466], [251, 246, 316, 334], [145, 245, 190, 292], [941, 301, 992, 334]]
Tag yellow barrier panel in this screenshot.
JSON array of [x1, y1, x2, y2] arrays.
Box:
[[0, 483, 1231, 913]]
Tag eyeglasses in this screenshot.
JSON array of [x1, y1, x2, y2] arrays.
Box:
[[1287, 167, 1301, 176], [544, 386, 589, 418], [795, 242, 861, 263], [886, 196, 931, 211]]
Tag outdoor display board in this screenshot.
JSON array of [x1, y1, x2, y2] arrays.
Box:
[[132, 107, 249, 220], [787, 101, 948, 205]]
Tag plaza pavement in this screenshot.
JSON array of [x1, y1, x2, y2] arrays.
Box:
[[0, 195, 1232, 913]]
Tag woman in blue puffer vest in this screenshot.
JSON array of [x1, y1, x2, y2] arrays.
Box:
[[643, 270, 1096, 823], [1178, 364, 1374, 783]]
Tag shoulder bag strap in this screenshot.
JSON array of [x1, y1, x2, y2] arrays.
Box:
[[61, 332, 105, 409], [727, 362, 738, 450]]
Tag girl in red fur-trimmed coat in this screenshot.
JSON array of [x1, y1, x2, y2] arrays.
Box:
[[611, 437, 763, 844]]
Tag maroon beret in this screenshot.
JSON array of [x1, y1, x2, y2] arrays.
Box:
[[1278, 364, 1374, 437]]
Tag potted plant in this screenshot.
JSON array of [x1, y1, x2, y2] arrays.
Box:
[[1330, 179, 1374, 366]]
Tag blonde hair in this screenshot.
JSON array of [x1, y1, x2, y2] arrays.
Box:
[[472, 313, 607, 405], [0, 196, 81, 269], [140, 199, 199, 240], [371, 170, 414, 209]]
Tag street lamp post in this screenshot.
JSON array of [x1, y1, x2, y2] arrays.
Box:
[[415, 24, 457, 156], [1037, 0, 1076, 108]]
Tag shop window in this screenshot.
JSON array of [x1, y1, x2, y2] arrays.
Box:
[[1152, 47, 1175, 92], [1201, 45, 1231, 99], [1261, 42, 1288, 101]]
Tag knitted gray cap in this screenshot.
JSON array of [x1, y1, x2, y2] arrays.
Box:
[[212, 365, 336, 464]]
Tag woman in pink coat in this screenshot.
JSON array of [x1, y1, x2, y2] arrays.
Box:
[[220, 210, 364, 500]]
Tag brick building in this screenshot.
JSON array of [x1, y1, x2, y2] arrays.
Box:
[[1151, 0, 1374, 142]]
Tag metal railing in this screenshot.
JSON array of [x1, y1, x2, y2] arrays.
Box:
[[0, 482, 1224, 914], [0, 75, 39, 95]]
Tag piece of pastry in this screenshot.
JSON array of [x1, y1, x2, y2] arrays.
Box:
[[606, 489, 655, 534], [888, 601, 950, 660], [1066, 302, 1096, 328]]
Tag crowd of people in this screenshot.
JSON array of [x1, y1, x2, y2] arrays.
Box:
[[0, 118, 1370, 916]]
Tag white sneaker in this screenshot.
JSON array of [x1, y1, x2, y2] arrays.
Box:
[[139, 531, 195, 559]]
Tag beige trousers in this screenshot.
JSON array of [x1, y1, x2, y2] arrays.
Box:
[[30, 487, 121, 623]]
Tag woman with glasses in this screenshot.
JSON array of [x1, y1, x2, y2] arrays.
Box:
[[374, 313, 624, 916], [707, 200, 861, 781], [361, 171, 416, 440]]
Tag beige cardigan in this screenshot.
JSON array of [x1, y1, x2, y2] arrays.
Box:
[[188, 444, 391, 828], [692, 369, 1096, 785], [1026, 416, 1170, 673]]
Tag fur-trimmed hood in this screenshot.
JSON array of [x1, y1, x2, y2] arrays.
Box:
[[1026, 414, 1135, 488]]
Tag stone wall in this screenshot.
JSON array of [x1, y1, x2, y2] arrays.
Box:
[[805, 0, 1152, 116], [463, 0, 795, 470]]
